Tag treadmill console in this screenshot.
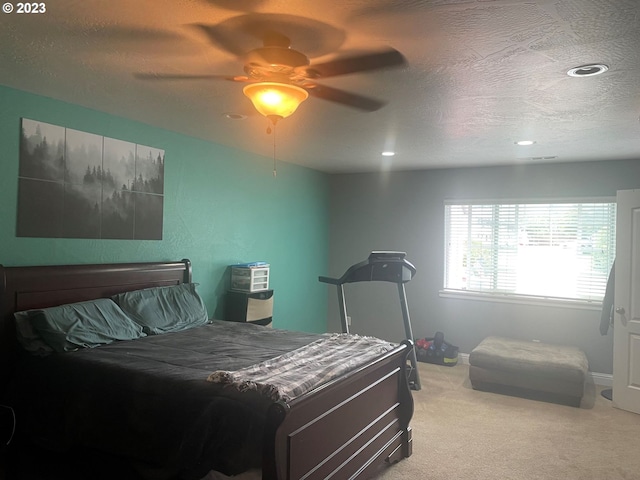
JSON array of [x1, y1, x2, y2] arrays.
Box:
[[368, 251, 406, 261]]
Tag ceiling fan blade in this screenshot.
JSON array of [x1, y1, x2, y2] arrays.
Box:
[[201, 0, 270, 13], [191, 23, 248, 57], [193, 15, 346, 59], [134, 73, 248, 82], [56, 26, 196, 56], [303, 48, 407, 78], [307, 84, 386, 111]]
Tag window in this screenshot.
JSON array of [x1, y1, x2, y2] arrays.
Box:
[[444, 200, 616, 303]]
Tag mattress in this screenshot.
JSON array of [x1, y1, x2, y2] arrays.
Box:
[[9, 321, 324, 479]]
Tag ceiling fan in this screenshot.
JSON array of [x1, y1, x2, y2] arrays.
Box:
[[135, 21, 407, 124]]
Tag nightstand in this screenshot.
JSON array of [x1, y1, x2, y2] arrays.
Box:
[[224, 289, 273, 327]]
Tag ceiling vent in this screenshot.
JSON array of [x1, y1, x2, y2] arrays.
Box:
[[567, 64, 608, 77]]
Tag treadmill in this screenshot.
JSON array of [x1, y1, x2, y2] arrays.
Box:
[[319, 251, 421, 390]]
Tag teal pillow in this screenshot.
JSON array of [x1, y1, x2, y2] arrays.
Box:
[[14, 310, 54, 355], [112, 283, 209, 335], [29, 298, 145, 352]]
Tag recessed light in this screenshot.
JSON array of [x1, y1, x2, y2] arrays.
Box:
[[382, 151, 395, 157], [567, 64, 609, 77], [515, 140, 535, 146], [223, 112, 247, 120]]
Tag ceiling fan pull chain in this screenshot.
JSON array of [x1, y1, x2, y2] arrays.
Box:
[[265, 119, 277, 177], [272, 123, 277, 177]]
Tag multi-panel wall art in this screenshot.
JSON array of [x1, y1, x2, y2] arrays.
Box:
[[17, 118, 164, 240]]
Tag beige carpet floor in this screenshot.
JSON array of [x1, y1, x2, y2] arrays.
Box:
[[375, 362, 640, 480]]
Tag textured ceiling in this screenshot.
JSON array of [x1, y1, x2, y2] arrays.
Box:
[[1, 0, 639, 173]]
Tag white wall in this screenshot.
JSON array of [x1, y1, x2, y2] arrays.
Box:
[[326, 159, 640, 374]]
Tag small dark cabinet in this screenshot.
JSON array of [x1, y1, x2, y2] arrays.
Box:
[[224, 290, 273, 327]]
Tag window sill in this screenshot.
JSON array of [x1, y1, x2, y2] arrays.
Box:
[[439, 289, 602, 311]]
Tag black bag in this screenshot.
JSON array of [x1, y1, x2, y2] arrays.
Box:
[[415, 331, 459, 366]]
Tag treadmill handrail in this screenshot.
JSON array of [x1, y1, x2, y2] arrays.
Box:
[[318, 275, 341, 285], [319, 257, 416, 285]]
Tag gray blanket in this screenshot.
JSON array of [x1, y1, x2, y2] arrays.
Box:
[[207, 333, 395, 402]]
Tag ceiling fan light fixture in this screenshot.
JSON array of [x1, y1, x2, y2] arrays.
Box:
[[243, 82, 309, 122]]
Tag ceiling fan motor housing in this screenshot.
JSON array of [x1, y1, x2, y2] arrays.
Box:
[[243, 46, 310, 75]]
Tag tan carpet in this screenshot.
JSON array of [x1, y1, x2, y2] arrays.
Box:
[[376, 362, 640, 480]]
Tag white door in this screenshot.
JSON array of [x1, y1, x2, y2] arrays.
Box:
[[613, 189, 640, 414]]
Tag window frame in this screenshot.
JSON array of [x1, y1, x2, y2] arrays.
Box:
[[440, 196, 616, 310]]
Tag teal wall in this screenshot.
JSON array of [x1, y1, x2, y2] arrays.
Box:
[[0, 85, 329, 333]]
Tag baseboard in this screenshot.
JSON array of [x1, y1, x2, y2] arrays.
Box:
[[455, 353, 612, 386], [589, 372, 613, 387]]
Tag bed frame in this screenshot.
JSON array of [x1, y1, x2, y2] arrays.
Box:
[[0, 260, 414, 480]]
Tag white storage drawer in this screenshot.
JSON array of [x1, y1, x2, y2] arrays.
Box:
[[231, 264, 270, 292]]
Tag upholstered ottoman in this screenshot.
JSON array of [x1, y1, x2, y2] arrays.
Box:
[[469, 336, 588, 407]]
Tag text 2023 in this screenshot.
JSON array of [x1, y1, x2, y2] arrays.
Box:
[[16, 2, 46, 13]]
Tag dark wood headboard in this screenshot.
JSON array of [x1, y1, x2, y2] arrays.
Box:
[[0, 259, 192, 399]]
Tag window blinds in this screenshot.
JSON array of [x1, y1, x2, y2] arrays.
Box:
[[444, 201, 616, 302]]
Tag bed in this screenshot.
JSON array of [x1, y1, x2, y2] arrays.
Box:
[[0, 259, 414, 480]]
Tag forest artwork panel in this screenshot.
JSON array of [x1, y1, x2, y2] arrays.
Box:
[[17, 118, 165, 240]]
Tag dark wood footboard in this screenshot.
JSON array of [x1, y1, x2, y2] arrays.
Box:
[[263, 340, 414, 480]]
